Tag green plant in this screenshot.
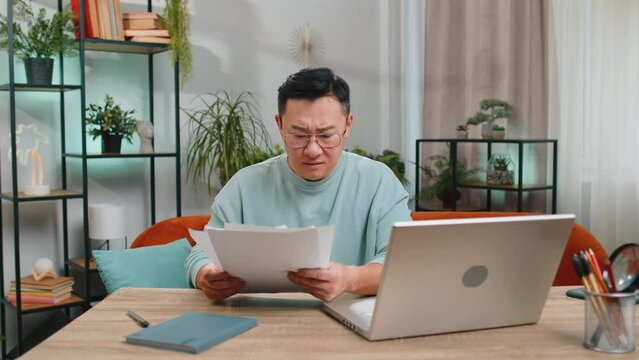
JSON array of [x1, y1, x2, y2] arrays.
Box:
[[418, 154, 479, 201], [86, 94, 137, 142], [350, 146, 408, 185], [492, 124, 505, 131], [466, 98, 514, 126], [0, 0, 76, 60], [184, 91, 275, 192], [492, 156, 510, 171], [163, 0, 192, 84], [456, 124, 468, 131]]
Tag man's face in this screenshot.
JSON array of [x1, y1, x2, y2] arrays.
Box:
[[276, 96, 353, 181]]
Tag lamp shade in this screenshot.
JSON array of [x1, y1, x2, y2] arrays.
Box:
[[89, 203, 125, 240]]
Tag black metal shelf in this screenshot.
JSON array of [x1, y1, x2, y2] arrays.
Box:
[[1, 295, 85, 315], [0, 83, 81, 92], [64, 152, 178, 159], [0, 189, 84, 203], [415, 139, 558, 213], [82, 38, 169, 54]]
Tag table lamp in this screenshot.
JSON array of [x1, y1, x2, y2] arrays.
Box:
[[89, 203, 126, 249]]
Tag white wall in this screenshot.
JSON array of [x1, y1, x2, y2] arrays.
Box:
[[0, 0, 406, 346]]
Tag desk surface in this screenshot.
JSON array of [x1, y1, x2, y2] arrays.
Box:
[[23, 287, 637, 359]]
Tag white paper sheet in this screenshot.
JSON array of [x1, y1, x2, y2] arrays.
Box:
[[188, 224, 334, 292]]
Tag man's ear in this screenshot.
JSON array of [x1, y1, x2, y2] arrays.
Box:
[[275, 114, 283, 130], [344, 113, 354, 138]]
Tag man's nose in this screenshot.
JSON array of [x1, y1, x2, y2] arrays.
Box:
[[304, 136, 323, 156]]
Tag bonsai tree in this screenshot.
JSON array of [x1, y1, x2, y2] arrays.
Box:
[[0, 0, 76, 83], [86, 94, 137, 153], [350, 146, 409, 185], [466, 98, 514, 126], [492, 124, 505, 131], [418, 154, 479, 207], [456, 124, 469, 131], [184, 91, 275, 192]]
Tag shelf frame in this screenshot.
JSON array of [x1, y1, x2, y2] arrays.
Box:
[[415, 139, 558, 213]]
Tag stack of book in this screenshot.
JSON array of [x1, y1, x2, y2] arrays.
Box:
[[124, 12, 170, 44], [71, 0, 125, 40], [7, 276, 74, 305]]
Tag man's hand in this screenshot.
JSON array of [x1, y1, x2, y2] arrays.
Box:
[[196, 263, 245, 301], [287, 262, 382, 301]]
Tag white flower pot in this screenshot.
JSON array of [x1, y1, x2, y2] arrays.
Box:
[[492, 130, 505, 140]]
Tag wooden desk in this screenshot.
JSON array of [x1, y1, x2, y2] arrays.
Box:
[[22, 287, 637, 359]]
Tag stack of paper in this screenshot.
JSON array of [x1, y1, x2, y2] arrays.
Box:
[[8, 276, 74, 305], [189, 223, 334, 292]]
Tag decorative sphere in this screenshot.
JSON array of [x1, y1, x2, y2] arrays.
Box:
[[33, 257, 54, 274]]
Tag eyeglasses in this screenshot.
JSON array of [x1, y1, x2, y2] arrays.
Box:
[[281, 130, 346, 149]]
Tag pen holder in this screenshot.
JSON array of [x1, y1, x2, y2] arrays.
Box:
[[584, 290, 636, 353]]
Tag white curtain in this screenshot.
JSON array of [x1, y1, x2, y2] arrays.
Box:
[[548, 0, 639, 252]]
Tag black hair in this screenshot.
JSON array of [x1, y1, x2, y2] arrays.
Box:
[[277, 67, 350, 116]]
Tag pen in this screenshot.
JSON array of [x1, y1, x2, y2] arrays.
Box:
[[127, 310, 150, 328]]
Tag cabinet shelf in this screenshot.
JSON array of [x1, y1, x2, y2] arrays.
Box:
[[1, 295, 85, 314], [64, 152, 178, 159], [415, 139, 557, 213], [66, 258, 98, 272], [458, 182, 554, 191], [0, 83, 81, 92], [82, 38, 169, 54], [0, 189, 84, 202]]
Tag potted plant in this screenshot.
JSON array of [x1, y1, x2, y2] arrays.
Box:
[[86, 94, 137, 154], [418, 154, 479, 208], [163, 0, 192, 84], [184, 91, 275, 192], [456, 124, 469, 139], [0, 0, 76, 84], [491, 124, 506, 140], [486, 154, 514, 185], [465, 98, 514, 139], [350, 146, 409, 185]]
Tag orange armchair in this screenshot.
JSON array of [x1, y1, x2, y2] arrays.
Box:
[[131, 212, 607, 286]]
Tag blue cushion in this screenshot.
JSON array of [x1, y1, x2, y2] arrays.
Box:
[[93, 239, 191, 293]]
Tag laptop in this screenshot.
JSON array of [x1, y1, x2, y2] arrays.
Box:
[[323, 214, 575, 341]]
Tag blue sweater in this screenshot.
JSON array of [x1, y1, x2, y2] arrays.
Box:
[[185, 151, 411, 286]]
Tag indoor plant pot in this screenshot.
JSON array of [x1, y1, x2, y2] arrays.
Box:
[[86, 95, 137, 154], [0, 0, 76, 85], [24, 57, 54, 84]]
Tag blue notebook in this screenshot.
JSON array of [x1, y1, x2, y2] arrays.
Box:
[[125, 312, 257, 354]]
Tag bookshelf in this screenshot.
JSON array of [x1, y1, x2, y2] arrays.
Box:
[[0, 1, 181, 357], [414, 139, 557, 213]]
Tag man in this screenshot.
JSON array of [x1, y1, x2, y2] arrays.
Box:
[[185, 67, 410, 301]]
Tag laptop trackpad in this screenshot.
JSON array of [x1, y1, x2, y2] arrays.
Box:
[[328, 297, 376, 332]]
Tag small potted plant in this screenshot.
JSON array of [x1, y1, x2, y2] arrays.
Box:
[[492, 124, 506, 140], [465, 98, 514, 139], [456, 124, 469, 139], [86, 95, 137, 154], [0, 0, 76, 84], [486, 154, 514, 185], [418, 154, 479, 209]]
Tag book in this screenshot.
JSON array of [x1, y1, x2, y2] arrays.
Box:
[[113, 0, 125, 41], [9, 287, 73, 298], [70, 0, 96, 38], [124, 29, 169, 38], [123, 12, 160, 20], [129, 36, 171, 44], [123, 18, 163, 30], [11, 275, 73, 290], [7, 292, 71, 304], [125, 312, 257, 354]]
